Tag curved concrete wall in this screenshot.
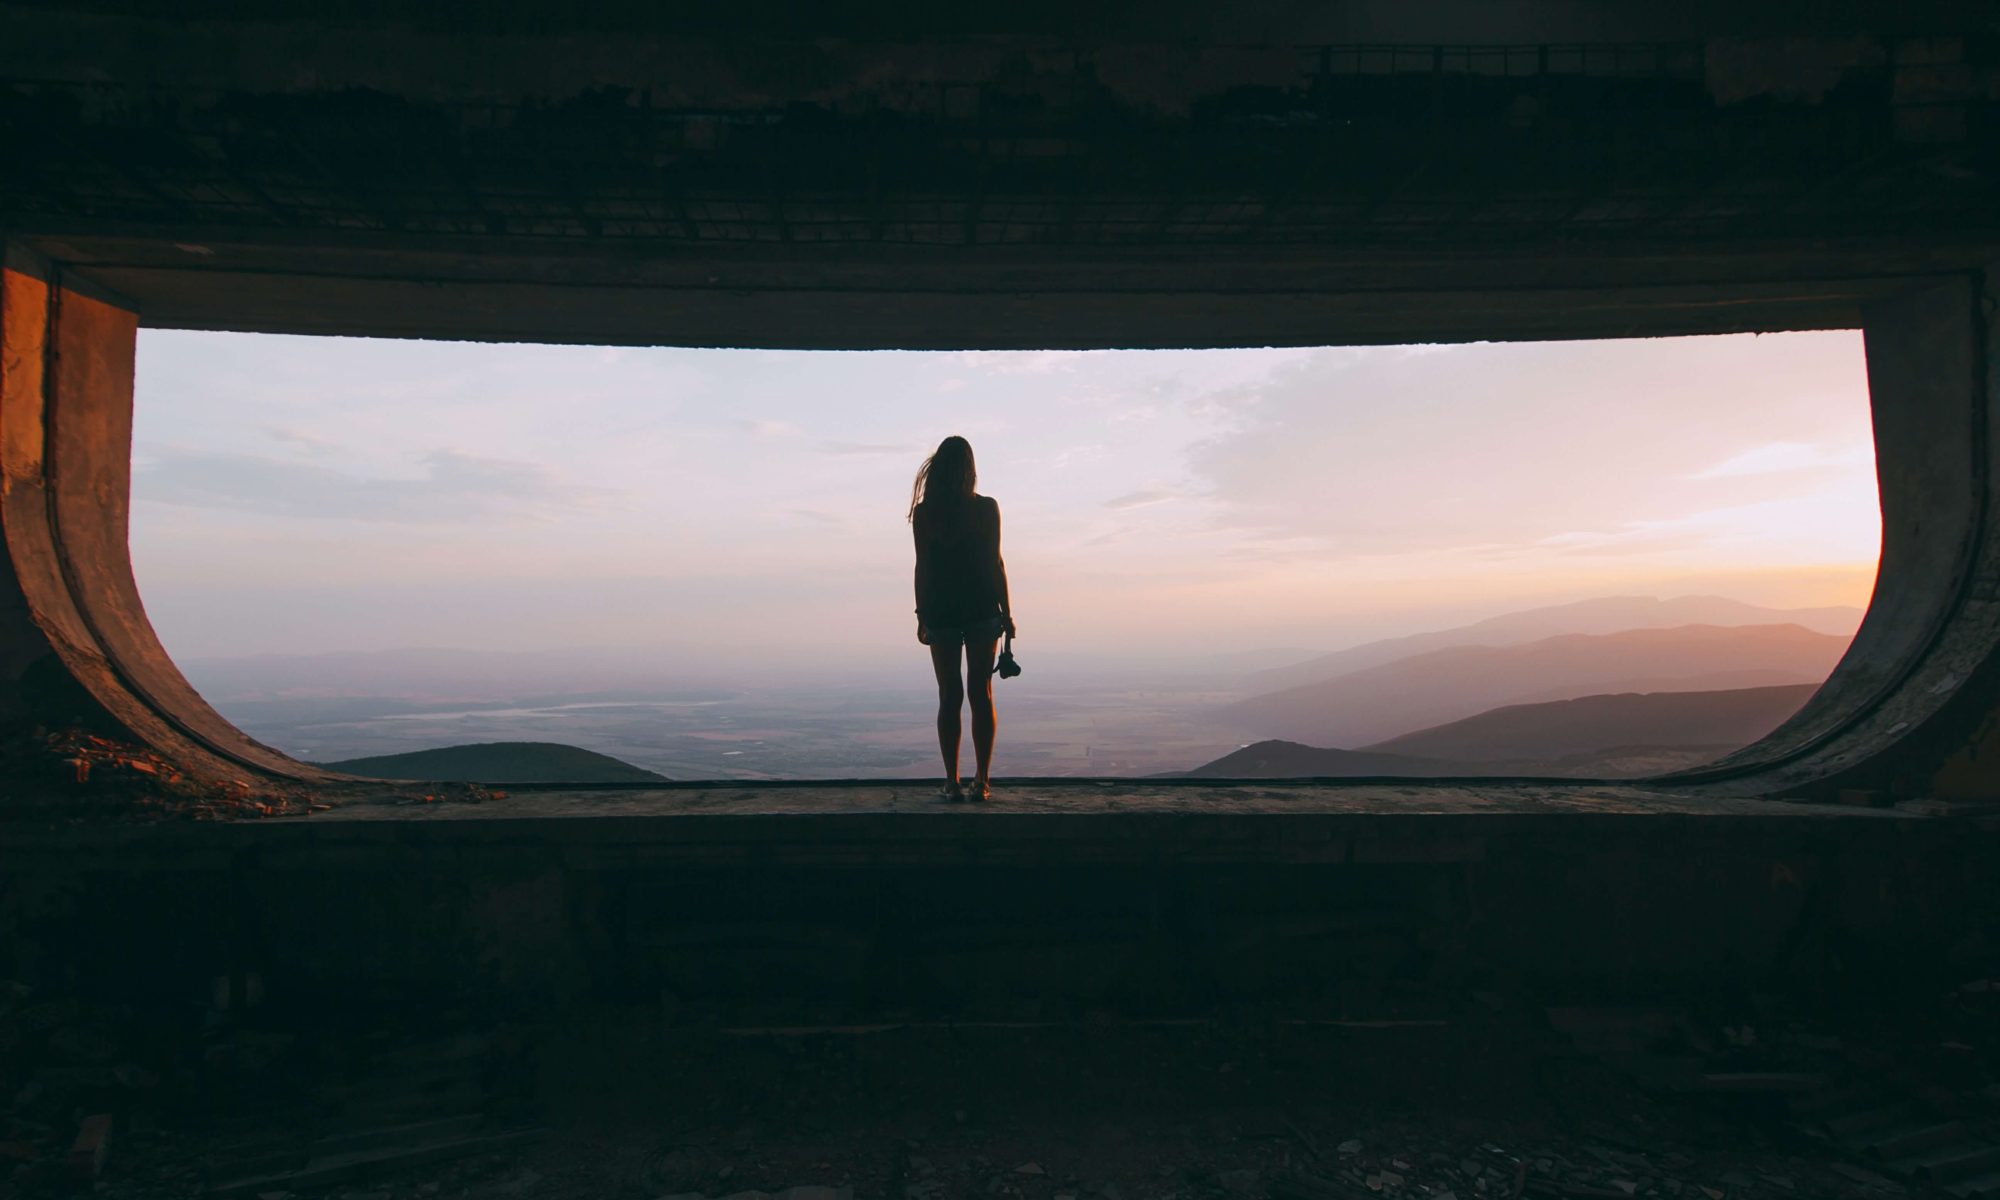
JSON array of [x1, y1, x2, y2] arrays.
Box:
[[1671, 269, 2000, 799], [6, 236, 2000, 796], [0, 252, 329, 781]]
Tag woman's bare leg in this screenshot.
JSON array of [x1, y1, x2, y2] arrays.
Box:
[[965, 635, 1000, 795], [929, 640, 966, 788]]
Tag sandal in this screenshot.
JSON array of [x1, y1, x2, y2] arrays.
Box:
[[938, 781, 965, 802], [970, 780, 992, 802]]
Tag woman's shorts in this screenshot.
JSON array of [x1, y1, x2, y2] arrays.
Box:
[[926, 616, 1006, 645]]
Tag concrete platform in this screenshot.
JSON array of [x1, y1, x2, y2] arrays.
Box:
[[3, 780, 1985, 1026], [305, 779, 1916, 817], [0, 779, 1926, 866]]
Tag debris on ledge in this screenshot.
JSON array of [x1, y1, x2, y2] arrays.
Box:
[[0, 728, 505, 822]]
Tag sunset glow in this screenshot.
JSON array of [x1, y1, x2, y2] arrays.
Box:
[[130, 330, 1879, 676]]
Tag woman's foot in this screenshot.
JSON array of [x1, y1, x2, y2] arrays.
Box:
[[938, 780, 965, 802], [970, 779, 992, 802]]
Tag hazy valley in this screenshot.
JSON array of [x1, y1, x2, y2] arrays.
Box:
[[187, 594, 1865, 783]]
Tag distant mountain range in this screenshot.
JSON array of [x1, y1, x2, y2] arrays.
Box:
[[1175, 741, 1461, 779], [323, 741, 668, 784], [1250, 595, 1862, 695], [1184, 682, 1820, 779], [1223, 623, 1848, 748], [1361, 682, 1818, 763], [1178, 737, 1738, 780]]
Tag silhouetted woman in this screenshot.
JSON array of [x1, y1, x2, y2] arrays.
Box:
[[910, 436, 1015, 801]]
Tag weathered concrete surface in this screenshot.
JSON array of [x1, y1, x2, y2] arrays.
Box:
[[1672, 268, 2000, 801], [0, 252, 329, 778], [302, 778, 1918, 821], [0, 785, 1981, 1021], [6, 11, 1998, 347]]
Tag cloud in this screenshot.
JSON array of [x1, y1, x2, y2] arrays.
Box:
[[262, 426, 338, 455], [136, 448, 610, 523], [955, 350, 1087, 375], [817, 440, 921, 457], [744, 419, 805, 438], [1527, 525, 1712, 558], [1690, 440, 1873, 479], [1182, 333, 1875, 558], [1105, 489, 1180, 511], [1048, 444, 1107, 469]]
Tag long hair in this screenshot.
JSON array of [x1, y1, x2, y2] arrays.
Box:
[[908, 436, 977, 523]]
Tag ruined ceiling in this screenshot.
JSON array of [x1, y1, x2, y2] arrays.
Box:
[[2, 3, 1997, 346]]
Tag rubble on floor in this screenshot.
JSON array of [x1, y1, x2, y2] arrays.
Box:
[[0, 728, 504, 821], [7, 965, 2000, 1199]]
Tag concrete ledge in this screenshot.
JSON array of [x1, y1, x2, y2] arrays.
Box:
[[0, 781, 1929, 867], [1, 782, 1988, 1020]]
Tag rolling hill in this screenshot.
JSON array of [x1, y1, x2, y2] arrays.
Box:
[[1251, 595, 1862, 694], [1222, 623, 1848, 748], [1173, 740, 1460, 779], [1184, 683, 1821, 779], [323, 741, 669, 784], [1361, 683, 1819, 763]]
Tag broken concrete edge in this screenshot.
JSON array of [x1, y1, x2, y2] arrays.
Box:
[[68, 1112, 110, 1181], [1666, 268, 2000, 802], [0, 252, 333, 783]]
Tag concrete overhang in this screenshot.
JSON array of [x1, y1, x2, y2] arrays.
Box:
[[22, 234, 1997, 349]]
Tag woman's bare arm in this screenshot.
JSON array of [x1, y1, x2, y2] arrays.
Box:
[[990, 499, 1015, 636], [913, 511, 933, 641]]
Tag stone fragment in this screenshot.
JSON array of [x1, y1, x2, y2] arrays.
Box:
[[1339, 1140, 1364, 1154], [1017, 1163, 1046, 1176], [50, 1028, 118, 1064], [113, 1063, 159, 1088], [68, 1113, 111, 1181], [1216, 1168, 1258, 1195]]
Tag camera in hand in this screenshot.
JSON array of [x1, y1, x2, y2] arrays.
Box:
[[995, 636, 1022, 679]]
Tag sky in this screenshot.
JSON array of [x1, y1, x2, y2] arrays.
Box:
[[130, 330, 1882, 672]]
